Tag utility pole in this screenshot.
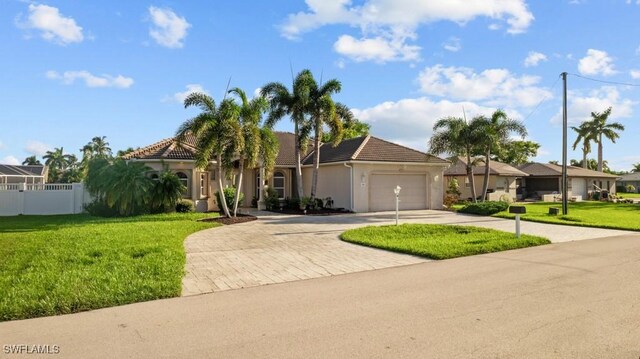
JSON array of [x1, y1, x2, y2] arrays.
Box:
[[561, 72, 568, 215]]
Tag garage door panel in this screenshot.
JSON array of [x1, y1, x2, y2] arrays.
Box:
[[370, 174, 427, 212]]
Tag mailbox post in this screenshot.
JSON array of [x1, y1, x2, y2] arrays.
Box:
[[509, 206, 527, 238]]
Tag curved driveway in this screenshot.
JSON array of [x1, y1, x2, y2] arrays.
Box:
[[182, 210, 632, 296]]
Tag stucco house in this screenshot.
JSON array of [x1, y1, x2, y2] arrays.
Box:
[[618, 172, 640, 193], [123, 132, 449, 212], [0, 164, 47, 185], [517, 162, 618, 200], [444, 157, 529, 201]]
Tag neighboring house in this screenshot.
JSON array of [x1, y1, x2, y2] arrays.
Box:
[[443, 157, 528, 201], [618, 173, 640, 193], [517, 162, 618, 200], [0, 164, 47, 185], [124, 132, 449, 212]]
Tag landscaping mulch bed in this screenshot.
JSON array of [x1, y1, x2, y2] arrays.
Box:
[[198, 213, 258, 225], [269, 208, 353, 216]]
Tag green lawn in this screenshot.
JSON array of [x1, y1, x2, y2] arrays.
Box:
[[0, 213, 219, 322], [494, 201, 640, 231], [617, 192, 640, 199], [340, 224, 549, 260]]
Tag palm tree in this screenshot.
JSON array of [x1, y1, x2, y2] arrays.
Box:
[[571, 122, 596, 169], [475, 110, 527, 201], [81, 136, 112, 173], [176, 92, 240, 218], [103, 159, 153, 216], [43, 147, 74, 182], [149, 170, 186, 213], [261, 69, 314, 199], [306, 73, 348, 198], [116, 147, 136, 158], [227, 87, 279, 217], [22, 155, 41, 165], [632, 163, 640, 173], [429, 116, 484, 202], [584, 107, 625, 172]]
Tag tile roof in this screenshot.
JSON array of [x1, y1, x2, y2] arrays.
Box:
[[444, 157, 528, 177], [518, 162, 618, 178], [0, 164, 46, 177], [125, 133, 448, 166], [619, 172, 640, 181]]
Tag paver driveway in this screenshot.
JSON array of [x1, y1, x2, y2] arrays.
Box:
[[182, 210, 632, 296]]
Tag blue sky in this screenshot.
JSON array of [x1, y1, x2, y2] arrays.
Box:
[[1, 0, 639, 170]]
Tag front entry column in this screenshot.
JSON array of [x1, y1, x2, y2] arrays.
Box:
[[257, 166, 266, 210]]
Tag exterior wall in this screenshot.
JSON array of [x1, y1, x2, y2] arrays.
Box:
[[522, 176, 617, 199], [352, 163, 445, 213], [620, 180, 640, 192], [239, 167, 294, 207], [0, 183, 91, 216], [585, 177, 617, 194], [301, 165, 351, 210], [445, 175, 518, 201]]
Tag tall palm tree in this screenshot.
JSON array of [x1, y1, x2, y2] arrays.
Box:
[[632, 163, 640, 173], [583, 107, 625, 172], [476, 110, 527, 201], [22, 155, 41, 165], [261, 69, 314, 199], [429, 116, 484, 202], [43, 147, 74, 182], [227, 87, 279, 217], [306, 73, 348, 198], [103, 159, 153, 216], [571, 122, 596, 169], [176, 92, 240, 218]]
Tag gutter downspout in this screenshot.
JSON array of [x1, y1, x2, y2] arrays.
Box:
[[344, 162, 353, 212]]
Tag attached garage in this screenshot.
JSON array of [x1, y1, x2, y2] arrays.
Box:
[[369, 173, 427, 211]]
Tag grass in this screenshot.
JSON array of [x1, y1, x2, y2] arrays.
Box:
[[617, 192, 640, 199], [340, 224, 549, 260], [493, 201, 640, 231], [0, 213, 219, 322]]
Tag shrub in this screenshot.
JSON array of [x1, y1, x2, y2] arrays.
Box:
[[284, 197, 300, 210], [616, 185, 627, 193], [446, 178, 461, 196], [300, 196, 314, 210], [314, 197, 324, 209], [324, 197, 334, 209], [499, 194, 514, 204], [149, 170, 185, 213], [591, 191, 601, 201], [85, 200, 120, 217], [443, 194, 458, 210], [215, 187, 244, 212], [458, 201, 509, 216], [264, 187, 279, 210], [175, 199, 194, 213], [626, 184, 636, 193]]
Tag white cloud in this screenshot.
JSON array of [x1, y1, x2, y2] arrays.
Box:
[[630, 70, 640, 79], [148, 6, 191, 49], [578, 49, 617, 76], [551, 86, 635, 125], [46, 70, 134, 88], [334, 59, 346, 69], [333, 34, 420, 63], [2, 156, 21, 166], [523, 51, 547, 67], [280, 0, 533, 63], [416, 64, 552, 108], [353, 97, 521, 152], [443, 37, 461, 52], [166, 84, 209, 103], [25, 140, 51, 156], [19, 4, 84, 45]]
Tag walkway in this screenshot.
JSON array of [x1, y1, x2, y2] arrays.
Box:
[[182, 210, 632, 296]]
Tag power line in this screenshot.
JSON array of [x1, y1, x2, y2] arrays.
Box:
[[568, 73, 640, 87], [522, 74, 561, 122]]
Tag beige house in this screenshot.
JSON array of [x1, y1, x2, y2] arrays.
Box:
[[517, 162, 618, 200], [124, 132, 450, 213], [443, 157, 528, 201]]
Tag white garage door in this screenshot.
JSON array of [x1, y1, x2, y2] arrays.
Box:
[[369, 174, 427, 212]]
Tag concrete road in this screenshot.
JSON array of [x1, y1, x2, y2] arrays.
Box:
[[2, 234, 640, 358]]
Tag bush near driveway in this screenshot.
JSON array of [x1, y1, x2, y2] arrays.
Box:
[[458, 201, 509, 216], [0, 213, 218, 322], [341, 224, 549, 260]]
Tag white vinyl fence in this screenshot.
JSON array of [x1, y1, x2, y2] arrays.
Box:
[[0, 183, 91, 216]]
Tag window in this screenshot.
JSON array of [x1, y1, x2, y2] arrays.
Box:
[[273, 171, 285, 199], [255, 170, 261, 199], [199, 172, 209, 197], [176, 172, 190, 197], [464, 176, 470, 188]]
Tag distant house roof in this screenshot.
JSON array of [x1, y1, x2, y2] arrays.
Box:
[[444, 157, 528, 177], [518, 162, 618, 178], [619, 172, 640, 181], [125, 133, 448, 166], [0, 164, 46, 177]]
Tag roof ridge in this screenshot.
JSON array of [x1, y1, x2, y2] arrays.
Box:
[[351, 135, 370, 160], [369, 135, 427, 156], [123, 137, 173, 159]]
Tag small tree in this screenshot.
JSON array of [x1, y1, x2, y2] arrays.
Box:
[[149, 170, 185, 213]]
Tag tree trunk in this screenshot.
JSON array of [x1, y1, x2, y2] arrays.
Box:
[[597, 134, 603, 172], [466, 153, 477, 203], [582, 146, 588, 169], [310, 124, 321, 199], [294, 122, 305, 201], [232, 157, 244, 217], [217, 154, 231, 218], [481, 150, 490, 202]]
